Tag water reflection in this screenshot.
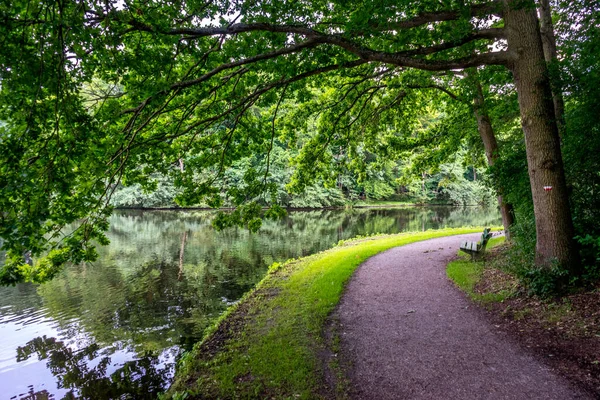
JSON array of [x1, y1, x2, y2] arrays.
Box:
[[16, 336, 171, 399], [0, 207, 500, 398]]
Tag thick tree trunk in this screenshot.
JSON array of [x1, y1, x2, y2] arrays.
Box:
[[471, 75, 515, 240], [538, 0, 566, 135], [503, 0, 578, 270]]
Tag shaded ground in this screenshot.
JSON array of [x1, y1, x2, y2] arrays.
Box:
[[473, 246, 600, 397], [334, 234, 590, 399]]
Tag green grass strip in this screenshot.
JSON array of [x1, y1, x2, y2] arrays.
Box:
[[168, 227, 492, 399], [447, 236, 507, 303]]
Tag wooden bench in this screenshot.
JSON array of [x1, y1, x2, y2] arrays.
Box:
[[460, 228, 493, 260]]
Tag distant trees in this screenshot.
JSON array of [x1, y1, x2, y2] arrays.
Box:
[[108, 142, 494, 209]]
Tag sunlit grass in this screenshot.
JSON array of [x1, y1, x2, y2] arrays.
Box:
[[447, 236, 509, 303], [168, 227, 489, 399]]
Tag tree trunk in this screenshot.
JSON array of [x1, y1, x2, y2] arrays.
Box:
[[471, 74, 515, 240], [503, 0, 578, 270], [538, 0, 566, 136]]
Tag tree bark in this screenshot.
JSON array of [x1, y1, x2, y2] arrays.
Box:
[[503, 0, 578, 270], [471, 74, 515, 240], [537, 0, 566, 135]]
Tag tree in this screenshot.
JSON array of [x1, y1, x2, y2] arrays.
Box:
[[502, 1, 577, 270], [468, 70, 515, 240], [0, 0, 580, 283], [537, 0, 565, 134]]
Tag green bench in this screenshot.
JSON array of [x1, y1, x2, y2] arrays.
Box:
[[459, 228, 493, 260]]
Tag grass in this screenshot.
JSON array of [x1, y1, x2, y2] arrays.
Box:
[[544, 301, 573, 324], [167, 227, 489, 399], [350, 199, 416, 207], [349, 199, 458, 207], [446, 236, 510, 303]]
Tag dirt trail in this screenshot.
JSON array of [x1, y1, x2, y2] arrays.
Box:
[[335, 233, 589, 399]]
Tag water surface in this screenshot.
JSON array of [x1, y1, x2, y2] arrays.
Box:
[[0, 207, 500, 399]]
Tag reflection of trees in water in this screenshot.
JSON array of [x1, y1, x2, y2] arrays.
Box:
[[35, 206, 500, 355], [16, 207, 500, 398], [105, 207, 499, 272], [0, 281, 44, 317], [38, 207, 498, 351], [16, 335, 169, 399], [37, 257, 242, 356]]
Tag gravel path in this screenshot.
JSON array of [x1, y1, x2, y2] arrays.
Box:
[[336, 233, 589, 399]]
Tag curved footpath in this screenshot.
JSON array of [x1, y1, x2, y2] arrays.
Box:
[[335, 233, 589, 400]]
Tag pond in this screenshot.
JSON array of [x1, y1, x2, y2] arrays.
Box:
[[0, 207, 501, 399]]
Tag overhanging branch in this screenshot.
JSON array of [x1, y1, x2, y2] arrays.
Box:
[[121, 38, 322, 115], [372, 1, 503, 31]]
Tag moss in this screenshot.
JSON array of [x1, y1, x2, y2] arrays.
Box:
[[168, 227, 491, 399]]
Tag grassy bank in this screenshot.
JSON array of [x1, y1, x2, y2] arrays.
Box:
[[167, 227, 485, 399], [113, 199, 466, 211], [350, 199, 460, 207], [349, 199, 416, 207], [446, 237, 509, 303]]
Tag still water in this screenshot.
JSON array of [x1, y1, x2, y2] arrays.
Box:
[[0, 207, 500, 399]]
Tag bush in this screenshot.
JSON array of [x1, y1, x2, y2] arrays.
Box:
[[521, 263, 570, 298], [498, 212, 571, 297], [574, 234, 600, 284]]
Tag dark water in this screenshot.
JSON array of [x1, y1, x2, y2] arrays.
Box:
[[0, 207, 500, 399]]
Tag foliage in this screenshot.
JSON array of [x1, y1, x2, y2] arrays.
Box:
[[557, 0, 600, 273], [574, 235, 600, 283], [0, 0, 564, 283], [434, 163, 495, 206], [108, 137, 491, 210], [111, 173, 182, 208], [520, 263, 570, 298]]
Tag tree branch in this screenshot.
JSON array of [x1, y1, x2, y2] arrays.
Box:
[[116, 2, 502, 38], [321, 34, 511, 69], [399, 28, 505, 57], [115, 4, 508, 75], [371, 1, 503, 32], [167, 23, 320, 38], [121, 38, 322, 116], [406, 84, 464, 102], [128, 59, 369, 149]]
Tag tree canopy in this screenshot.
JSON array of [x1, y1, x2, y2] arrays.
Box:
[[1, 0, 599, 284]]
